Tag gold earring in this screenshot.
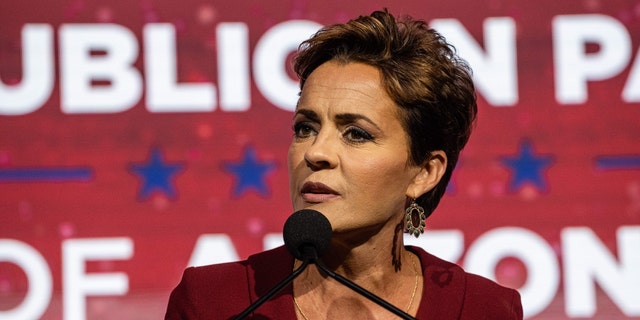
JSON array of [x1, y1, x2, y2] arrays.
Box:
[[405, 200, 426, 238]]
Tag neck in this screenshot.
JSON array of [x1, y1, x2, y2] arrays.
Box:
[[323, 219, 407, 278], [292, 216, 423, 319], [292, 238, 421, 319], [296, 219, 415, 295]]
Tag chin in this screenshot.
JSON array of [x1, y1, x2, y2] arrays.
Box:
[[294, 201, 327, 212]]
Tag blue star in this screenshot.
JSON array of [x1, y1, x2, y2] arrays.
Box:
[[129, 148, 184, 200], [500, 140, 554, 192], [223, 146, 276, 197]]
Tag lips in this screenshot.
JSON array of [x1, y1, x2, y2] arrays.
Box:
[[300, 181, 339, 203]]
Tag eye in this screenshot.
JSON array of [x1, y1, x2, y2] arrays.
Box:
[[292, 121, 317, 139], [343, 126, 374, 143]]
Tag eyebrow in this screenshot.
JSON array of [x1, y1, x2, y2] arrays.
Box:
[[293, 109, 319, 122], [335, 113, 381, 131], [293, 108, 381, 131]]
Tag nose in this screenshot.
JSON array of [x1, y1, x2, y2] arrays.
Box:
[[304, 132, 337, 171]]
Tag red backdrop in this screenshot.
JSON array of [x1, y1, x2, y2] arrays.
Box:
[[1, 0, 639, 319]]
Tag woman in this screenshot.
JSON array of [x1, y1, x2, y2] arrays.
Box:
[[166, 9, 522, 319]]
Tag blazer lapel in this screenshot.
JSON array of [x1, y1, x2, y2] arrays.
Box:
[[246, 246, 298, 319], [410, 246, 466, 319]]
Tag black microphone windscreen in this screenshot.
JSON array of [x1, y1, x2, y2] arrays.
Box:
[[283, 209, 332, 260]]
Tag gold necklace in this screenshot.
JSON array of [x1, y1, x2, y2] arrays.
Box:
[[293, 292, 311, 320], [406, 256, 420, 313], [293, 256, 420, 319]]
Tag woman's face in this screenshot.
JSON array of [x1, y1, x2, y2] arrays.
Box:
[[288, 61, 424, 236]]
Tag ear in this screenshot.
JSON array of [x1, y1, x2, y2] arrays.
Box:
[[406, 151, 447, 199]]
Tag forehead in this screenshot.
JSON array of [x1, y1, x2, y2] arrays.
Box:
[[297, 61, 399, 117]]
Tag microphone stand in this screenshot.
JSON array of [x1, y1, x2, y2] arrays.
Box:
[[233, 246, 415, 320], [232, 248, 314, 320], [314, 259, 415, 320]]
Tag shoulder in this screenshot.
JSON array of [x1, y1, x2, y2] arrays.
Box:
[[164, 259, 251, 319], [461, 272, 523, 319], [165, 246, 292, 319], [408, 246, 522, 320], [174, 245, 290, 293]]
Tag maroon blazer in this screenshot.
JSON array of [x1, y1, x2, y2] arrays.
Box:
[[165, 246, 522, 319]]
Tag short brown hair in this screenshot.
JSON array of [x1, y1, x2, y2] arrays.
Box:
[[293, 9, 477, 218]]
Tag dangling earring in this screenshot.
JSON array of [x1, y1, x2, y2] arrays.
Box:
[[405, 199, 426, 238]]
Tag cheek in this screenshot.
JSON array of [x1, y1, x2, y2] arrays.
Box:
[[287, 144, 303, 173], [287, 144, 307, 191], [352, 156, 410, 190], [287, 146, 296, 182]]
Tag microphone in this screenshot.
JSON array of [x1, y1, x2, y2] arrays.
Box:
[[232, 209, 330, 319], [283, 209, 332, 260], [233, 209, 415, 320]]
